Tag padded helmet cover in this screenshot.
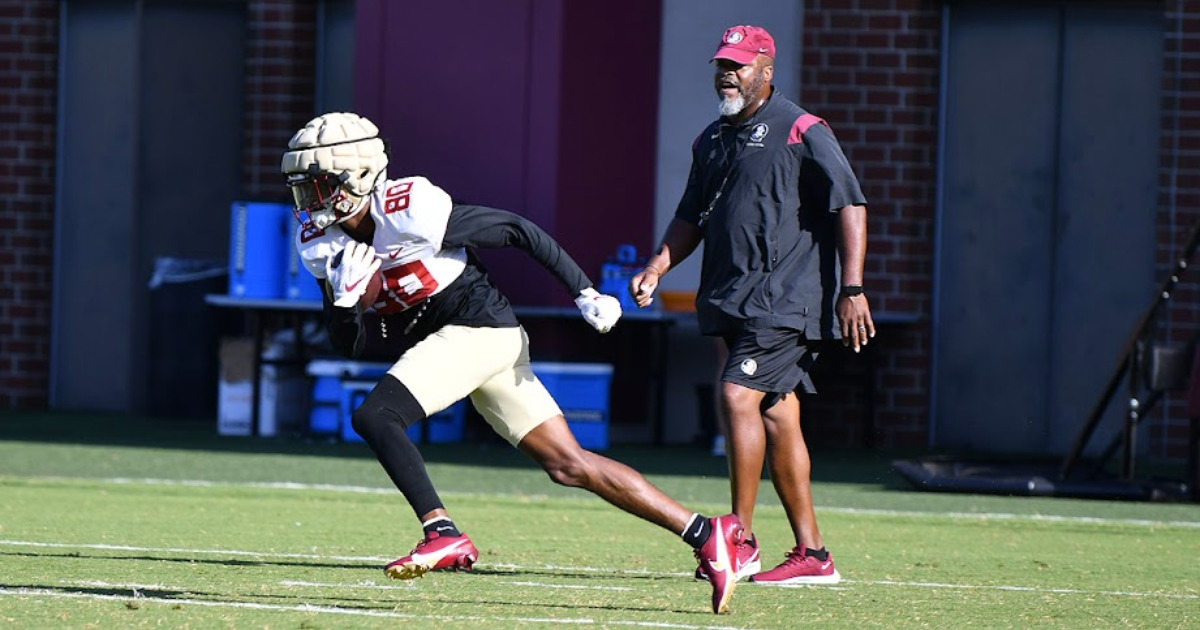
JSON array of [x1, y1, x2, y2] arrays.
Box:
[[281, 112, 388, 198]]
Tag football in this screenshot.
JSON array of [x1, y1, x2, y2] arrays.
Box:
[[359, 272, 383, 310]]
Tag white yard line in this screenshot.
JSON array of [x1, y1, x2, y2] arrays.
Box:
[[503, 581, 634, 592], [822, 505, 1200, 529], [837, 579, 1200, 600], [0, 538, 389, 563], [4, 539, 1197, 601], [280, 578, 632, 592], [0, 587, 752, 629], [280, 579, 416, 590], [10, 475, 1199, 529]]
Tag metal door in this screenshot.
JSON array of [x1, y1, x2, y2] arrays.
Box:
[[934, 3, 1161, 454]]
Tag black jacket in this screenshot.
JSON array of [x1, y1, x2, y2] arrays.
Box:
[[675, 90, 867, 338]]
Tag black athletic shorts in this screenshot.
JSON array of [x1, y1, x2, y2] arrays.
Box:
[[719, 322, 819, 407]]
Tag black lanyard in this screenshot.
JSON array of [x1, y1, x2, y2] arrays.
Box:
[[698, 127, 744, 227]]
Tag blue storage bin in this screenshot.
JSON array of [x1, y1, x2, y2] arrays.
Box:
[[531, 362, 613, 450], [229, 201, 290, 298]]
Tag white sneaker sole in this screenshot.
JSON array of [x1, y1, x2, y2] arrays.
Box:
[[751, 569, 842, 585]]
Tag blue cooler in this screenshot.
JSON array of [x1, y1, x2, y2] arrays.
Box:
[[306, 360, 392, 439], [307, 359, 469, 444], [229, 201, 290, 298], [425, 400, 467, 443], [340, 381, 465, 444], [531, 362, 613, 450], [308, 373, 342, 434], [340, 380, 423, 443]]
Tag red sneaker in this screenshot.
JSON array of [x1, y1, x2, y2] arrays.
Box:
[[749, 547, 841, 585], [694, 534, 760, 582], [694, 514, 744, 614], [384, 532, 479, 580]]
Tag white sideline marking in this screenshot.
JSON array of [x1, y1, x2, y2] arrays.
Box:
[[0, 539, 389, 564], [0, 587, 753, 629], [13, 475, 1200, 529], [64, 579, 416, 592], [66, 579, 186, 591], [822, 506, 1200, 529], [283, 578, 632, 592], [837, 579, 1200, 600], [281, 580, 416, 590], [506, 581, 635, 592], [5, 539, 1198, 601], [488, 562, 683, 577]]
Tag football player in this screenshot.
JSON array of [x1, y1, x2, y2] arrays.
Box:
[[282, 112, 743, 614]]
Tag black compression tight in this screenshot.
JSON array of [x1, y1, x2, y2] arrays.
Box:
[[350, 374, 444, 518]]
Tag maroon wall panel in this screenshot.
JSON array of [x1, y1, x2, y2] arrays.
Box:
[[555, 0, 661, 290], [354, 0, 659, 306]]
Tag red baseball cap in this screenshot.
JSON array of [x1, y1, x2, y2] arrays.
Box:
[[711, 25, 775, 64]]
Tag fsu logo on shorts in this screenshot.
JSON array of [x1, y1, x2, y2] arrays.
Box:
[[740, 359, 757, 376]]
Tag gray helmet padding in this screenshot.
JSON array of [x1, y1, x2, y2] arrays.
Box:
[[281, 112, 388, 197]]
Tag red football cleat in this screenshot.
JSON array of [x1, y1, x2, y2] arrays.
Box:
[[384, 532, 479, 580], [694, 514, 744, 614], [749, 546, 841, 585], [695, 534, 760, 582]]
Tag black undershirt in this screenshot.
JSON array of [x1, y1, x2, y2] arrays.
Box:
[[321, 204, 592, 359]]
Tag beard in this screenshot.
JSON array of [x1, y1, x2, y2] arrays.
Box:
[[717, 68, 766, 117], [718, 93, 745, 117]]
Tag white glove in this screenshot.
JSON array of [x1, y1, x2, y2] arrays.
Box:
[[574, 287, 622, 333], [326, 241, 381, 308]]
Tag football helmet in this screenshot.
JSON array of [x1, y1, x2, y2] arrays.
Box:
[[281, 112, 388, 230]]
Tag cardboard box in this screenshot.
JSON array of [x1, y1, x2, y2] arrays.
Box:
[[217, 338, 307, 437]]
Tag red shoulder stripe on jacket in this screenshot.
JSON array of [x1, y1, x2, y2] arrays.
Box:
[[787, 113, 829, 145]]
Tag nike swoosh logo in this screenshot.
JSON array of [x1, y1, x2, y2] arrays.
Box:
[[691, 520, 704, 537], [820, 560, 832, 570], [707, 532, 730, 572], [412, 539, 470, 562], [389, 250, 401, 259], [345, 276, 364, 291]]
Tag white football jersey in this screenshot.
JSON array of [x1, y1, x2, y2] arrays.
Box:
[[295, 176, 468, 314]]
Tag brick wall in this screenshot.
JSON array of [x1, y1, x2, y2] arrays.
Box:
[[242, 0, 318, 199], [800, 0, 941, 448], [1155, 1, 1200, 460], [6, 1, 1198, 461], [0, 0, 57, 409]]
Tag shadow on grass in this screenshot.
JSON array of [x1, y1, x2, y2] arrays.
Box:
[[0, 549, 373, 572], [0, 410, 913, 488], [3, 581, 712, 617]]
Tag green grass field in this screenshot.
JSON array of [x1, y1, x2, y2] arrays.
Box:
[[0, 412, 1197, 629]]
